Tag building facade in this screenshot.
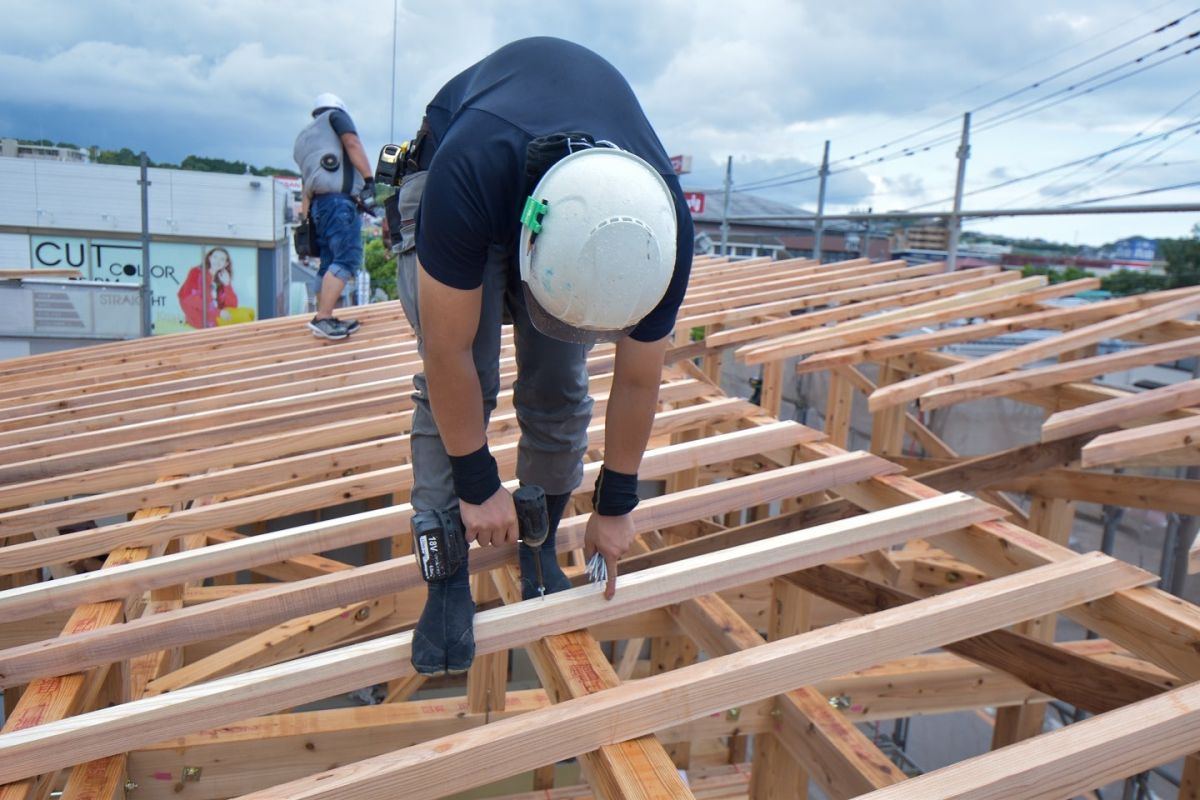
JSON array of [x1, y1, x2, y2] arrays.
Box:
[[0, 157, 291, 357]]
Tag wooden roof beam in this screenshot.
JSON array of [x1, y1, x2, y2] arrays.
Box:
[[918, 335, 1200, 411], [0, 492, 1005, 783], [854, 680, 1200, 800], [1081, 415, 1200, 468], [225, 553, 1147, 800], [868, 289, 1200, 412], [1042, 378, 1200, 441], [0, 446, 882, 686], [670, 593, 904, 798]]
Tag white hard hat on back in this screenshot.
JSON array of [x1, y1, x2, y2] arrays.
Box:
[[518, 148, 677, 344], [312, 93, 348, 116]]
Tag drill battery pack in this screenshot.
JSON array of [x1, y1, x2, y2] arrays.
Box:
[[412, 508, 468, 582]]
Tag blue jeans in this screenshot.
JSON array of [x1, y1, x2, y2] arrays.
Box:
[[312, 193, 362, 283]]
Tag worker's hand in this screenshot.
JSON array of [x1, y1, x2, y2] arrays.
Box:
[[459, 487, 519, 548], [584, 512, 636, 600], [358, 178, 378, 210]]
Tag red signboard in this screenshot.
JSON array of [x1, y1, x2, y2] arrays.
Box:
[[670, 154, 693, 176], [683, 192, 705, 215]]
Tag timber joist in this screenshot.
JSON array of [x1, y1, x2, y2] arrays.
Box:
[[1, 255, 1199, 799]]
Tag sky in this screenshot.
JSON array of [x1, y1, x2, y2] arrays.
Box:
[[2, 0, 1198, 247]]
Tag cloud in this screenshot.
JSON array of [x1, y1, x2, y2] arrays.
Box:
[[0, 0, 1196, 243]]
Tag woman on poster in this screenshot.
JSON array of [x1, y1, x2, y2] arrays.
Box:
[[178, 246, 251, 328]]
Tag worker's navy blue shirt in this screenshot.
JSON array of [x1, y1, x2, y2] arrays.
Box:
[[415, 37, 693, 342]]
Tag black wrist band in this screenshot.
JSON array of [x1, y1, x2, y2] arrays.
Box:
[[593, 466, 639, 516], [449, 444, 501, 505]]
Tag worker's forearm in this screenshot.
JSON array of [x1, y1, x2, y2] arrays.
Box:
[[603, 382, 659, 473], [424, 345, 488, 457], [344, 136, 373, 180], [602, 338, 668, 473]]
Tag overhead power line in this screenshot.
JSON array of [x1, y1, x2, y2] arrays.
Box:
[[1000, 84, 1200, 207], [736, 7, 1200, 194], [901, 118, 1200, 211], [1058, 178, 1200, 206]]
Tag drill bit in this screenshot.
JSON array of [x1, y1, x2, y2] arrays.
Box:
[[533, 552, 546, 600]]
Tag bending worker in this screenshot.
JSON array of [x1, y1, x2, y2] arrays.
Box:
[[396, 37, 693, 676]]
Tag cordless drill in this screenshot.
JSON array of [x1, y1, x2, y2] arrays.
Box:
[[411, 485, 552, 595]]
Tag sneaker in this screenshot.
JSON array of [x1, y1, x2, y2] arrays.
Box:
[[309, 316, 350, 340], [334, 317, 361, 333]]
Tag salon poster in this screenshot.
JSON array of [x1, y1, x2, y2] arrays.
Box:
[[30, 236, 258, 334]]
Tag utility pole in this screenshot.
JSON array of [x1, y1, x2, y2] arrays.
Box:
[[719, 155, 732, 256], [138, 152, 153, 337], [861, 207, 872, 260], [813, 140, 830, 263], [946, 113, 971, 273], [389, 0, 398, 142]]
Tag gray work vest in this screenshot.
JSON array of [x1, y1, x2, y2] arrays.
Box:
[[293, 110, 364, 197]]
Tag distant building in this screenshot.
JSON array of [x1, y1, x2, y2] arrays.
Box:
[[0, 156, 291, 357], [683, 188, 891, 262], [1104, 236, 1159, 264], [0, 137, 89, 163], [894, 224, 949, 251]]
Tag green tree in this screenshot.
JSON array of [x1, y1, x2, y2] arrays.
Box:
[[1160, 237, 1200, 289], [93, 147, 147, 166], [1019, 265, 1094, 285], [180, 155, 247, 174], [1100, 270, 1168, 296], [363, 238, 396, 300]]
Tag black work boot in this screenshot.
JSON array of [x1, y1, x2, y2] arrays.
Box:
[[411, 555, 475, 676], [519, 491, 574, 601]]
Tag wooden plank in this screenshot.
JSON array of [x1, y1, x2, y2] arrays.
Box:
[[0, 396, 755, 574], [739, 276, 1055, 363], [677, 264, 981, 331], [0, 496, 172, 800], [853, 681, 1200, 800], [0, 422, 826, 619], [787, 565, 1169, 714], [0, 393, 413, 486], [224, 553, 1149, 800], [800, 439, 1200, 681], [0, 415, 403, 512], [749, 578, 809, 800], [0, 492, 1006, 781], [793, 288, 1192, 376], [702, 269, 1015, 348], [144, 593, 397, 695], [914, 434, 1092, 495], [824, 371, 854, 448], [919, 336, 1200, 411], [492, 568, 694, 799], [682, 263, 939, 318], [0, 452, 898, 687], [126, 691, 556, 799], [1042, 378, 1200, 441], [868, 289, 1200, 412], [671, 593, 902, 798], [996, 470, 1200, 517], [1081, 415, 1200, 467]]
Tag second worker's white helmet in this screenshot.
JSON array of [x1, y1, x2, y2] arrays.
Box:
[[312, 93, 348, 116], [518, 148, 677, 344]]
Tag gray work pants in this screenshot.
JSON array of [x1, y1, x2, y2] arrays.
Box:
[[394, 172, 594, 513]]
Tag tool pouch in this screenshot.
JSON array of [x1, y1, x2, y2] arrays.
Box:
[[293, 214, 318, 258]]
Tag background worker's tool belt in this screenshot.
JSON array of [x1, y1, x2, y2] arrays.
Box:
[[293, 214, 318, 258]]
